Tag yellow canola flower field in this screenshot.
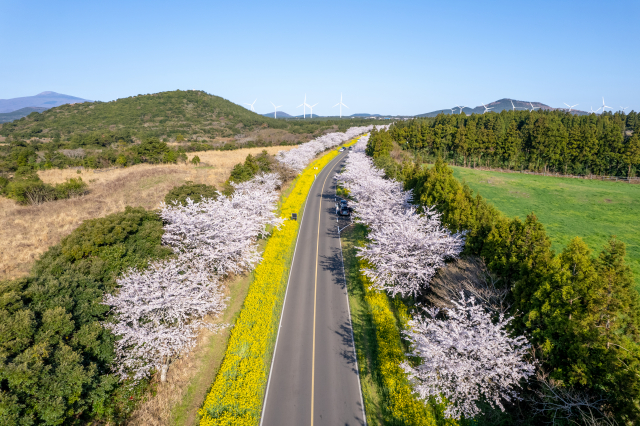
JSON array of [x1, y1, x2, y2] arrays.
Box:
[[199, 140, 357, 426], [354, 259, 459, 426]]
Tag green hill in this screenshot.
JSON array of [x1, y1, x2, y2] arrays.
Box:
[[0, 90, 371, 142], [0, 107, 49, 123]]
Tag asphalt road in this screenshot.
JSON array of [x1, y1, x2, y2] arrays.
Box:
[[261, 151, 365, 426]]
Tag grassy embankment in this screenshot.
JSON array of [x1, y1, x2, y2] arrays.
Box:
[[450, 166, 640, 287], [196, 140, 358, 425], [340, 224, 455, 426], [0, 146, 295, 280]]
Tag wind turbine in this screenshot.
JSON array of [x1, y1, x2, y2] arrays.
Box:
[[449, 108, 455, 114], [601, 97, 612, 113], [590, 106, 601, 114], [297, 94, 309, 119], [529, 102, 541, 112], [481, 103, 494, 114], [333, 93, 349, 118], [270, 102, 283, 119], [456, 105, 466, 114], [244, 99, 257, 112], [621, 106, 629, 113], [510, 100, 523, 111], [308, 103, 318, 118], [563, 103, 579, 112]]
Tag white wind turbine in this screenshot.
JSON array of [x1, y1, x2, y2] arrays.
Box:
[[529, 102, 541, 112], [308, 103, 318, 118], [244, 99, 257, 112], [297, 94, 310, 119], [270, 102, 283, 119], [449, 108, 455, 114], [601, 97, 612, 113], [510, 100, 523, 111], [621, 106, 629, 113], [564, 103, 579, 112], [481, 103, 494, 114], [456, 105, 466, 114], [333, 93, 349, 118], [590, 106, 601, 114]]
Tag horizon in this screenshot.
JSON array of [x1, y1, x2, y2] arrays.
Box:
[[1, 0, 638, 115]]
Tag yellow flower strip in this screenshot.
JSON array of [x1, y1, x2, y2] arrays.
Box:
[[359, 263, 457, 425], [199, 140, 357, 426]]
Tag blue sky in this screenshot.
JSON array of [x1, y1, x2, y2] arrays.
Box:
[[1, 0, 638, 116]]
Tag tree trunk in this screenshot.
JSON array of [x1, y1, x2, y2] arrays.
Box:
[[160, 359, 169, 382]]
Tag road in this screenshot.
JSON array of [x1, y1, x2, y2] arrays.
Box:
[[261, 150, 365, 426]]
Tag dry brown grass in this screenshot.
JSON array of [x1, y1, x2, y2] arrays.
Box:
[[0, 146, 295, 280]]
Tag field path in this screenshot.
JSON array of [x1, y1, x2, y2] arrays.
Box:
[[261, 151, 365, 426]]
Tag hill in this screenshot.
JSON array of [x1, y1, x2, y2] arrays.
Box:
[[262, 111, 293, 118], [0, 107, 48, 123], [0, 90, 373, 142], [0, 91, 91, 113], [416, 98, 589, 117]]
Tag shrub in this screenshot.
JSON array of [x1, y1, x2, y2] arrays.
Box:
[[228, 151, 273, 184], [164, 181, 219, 206], [4, 175, 88, 205], [55, 177, 88, 199], [0, 207, 173, 425]]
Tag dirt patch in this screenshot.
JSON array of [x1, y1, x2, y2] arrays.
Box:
[[604, 198, 613, 203]]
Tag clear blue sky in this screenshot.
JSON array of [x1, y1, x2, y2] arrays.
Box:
[[1, 0, 638, 116]]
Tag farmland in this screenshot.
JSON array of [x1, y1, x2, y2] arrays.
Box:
[[451, 166, 640, 287]]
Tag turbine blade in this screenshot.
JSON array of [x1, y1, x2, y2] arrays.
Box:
[[333, 103, 340, 107], [343, 104, 349, 109]]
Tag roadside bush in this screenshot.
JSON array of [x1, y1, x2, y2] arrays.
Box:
[[164, 181, 219, 206], [0, 207, 173, 425]]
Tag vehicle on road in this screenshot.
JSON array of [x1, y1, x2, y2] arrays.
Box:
[[336, 199, 352, 216]]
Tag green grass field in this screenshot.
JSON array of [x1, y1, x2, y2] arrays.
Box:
[[451, 167, 640, 287]]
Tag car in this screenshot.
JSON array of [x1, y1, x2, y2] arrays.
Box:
[[348, 146, 353, 150], [339, 147, 345, 152], [339, 206, 350, 216]]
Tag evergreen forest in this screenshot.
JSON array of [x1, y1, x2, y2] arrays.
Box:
[[389, 110, 640, 178]]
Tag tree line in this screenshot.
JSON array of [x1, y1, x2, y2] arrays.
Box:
[[388, 110, 640, 178], [365, 131, 640, 424]]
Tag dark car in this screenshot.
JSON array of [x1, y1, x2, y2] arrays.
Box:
[[337, 199, 351, 216]]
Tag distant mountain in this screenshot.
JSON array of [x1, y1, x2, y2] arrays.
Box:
[[262, 111, 293, 118], [350, 113, 380, 117], [416, 98, 589, 117], [0, 107, 48, 123], [0, 91, 91, 113]]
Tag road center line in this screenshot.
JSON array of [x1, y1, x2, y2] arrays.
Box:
[[311, 152, 343, 426]]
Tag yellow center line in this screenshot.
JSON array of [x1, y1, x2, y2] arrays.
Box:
[[311, 152, 342, 426]]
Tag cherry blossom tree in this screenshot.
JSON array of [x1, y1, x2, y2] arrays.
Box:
[[336, 135, 464, 297], [276, 125, 389, 172], [401, 294, 535, 419], [105, 173, 283, 383], [103, 259, 226, 382], [159, 172, 284, 275], [358, 206, 465, 297]]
